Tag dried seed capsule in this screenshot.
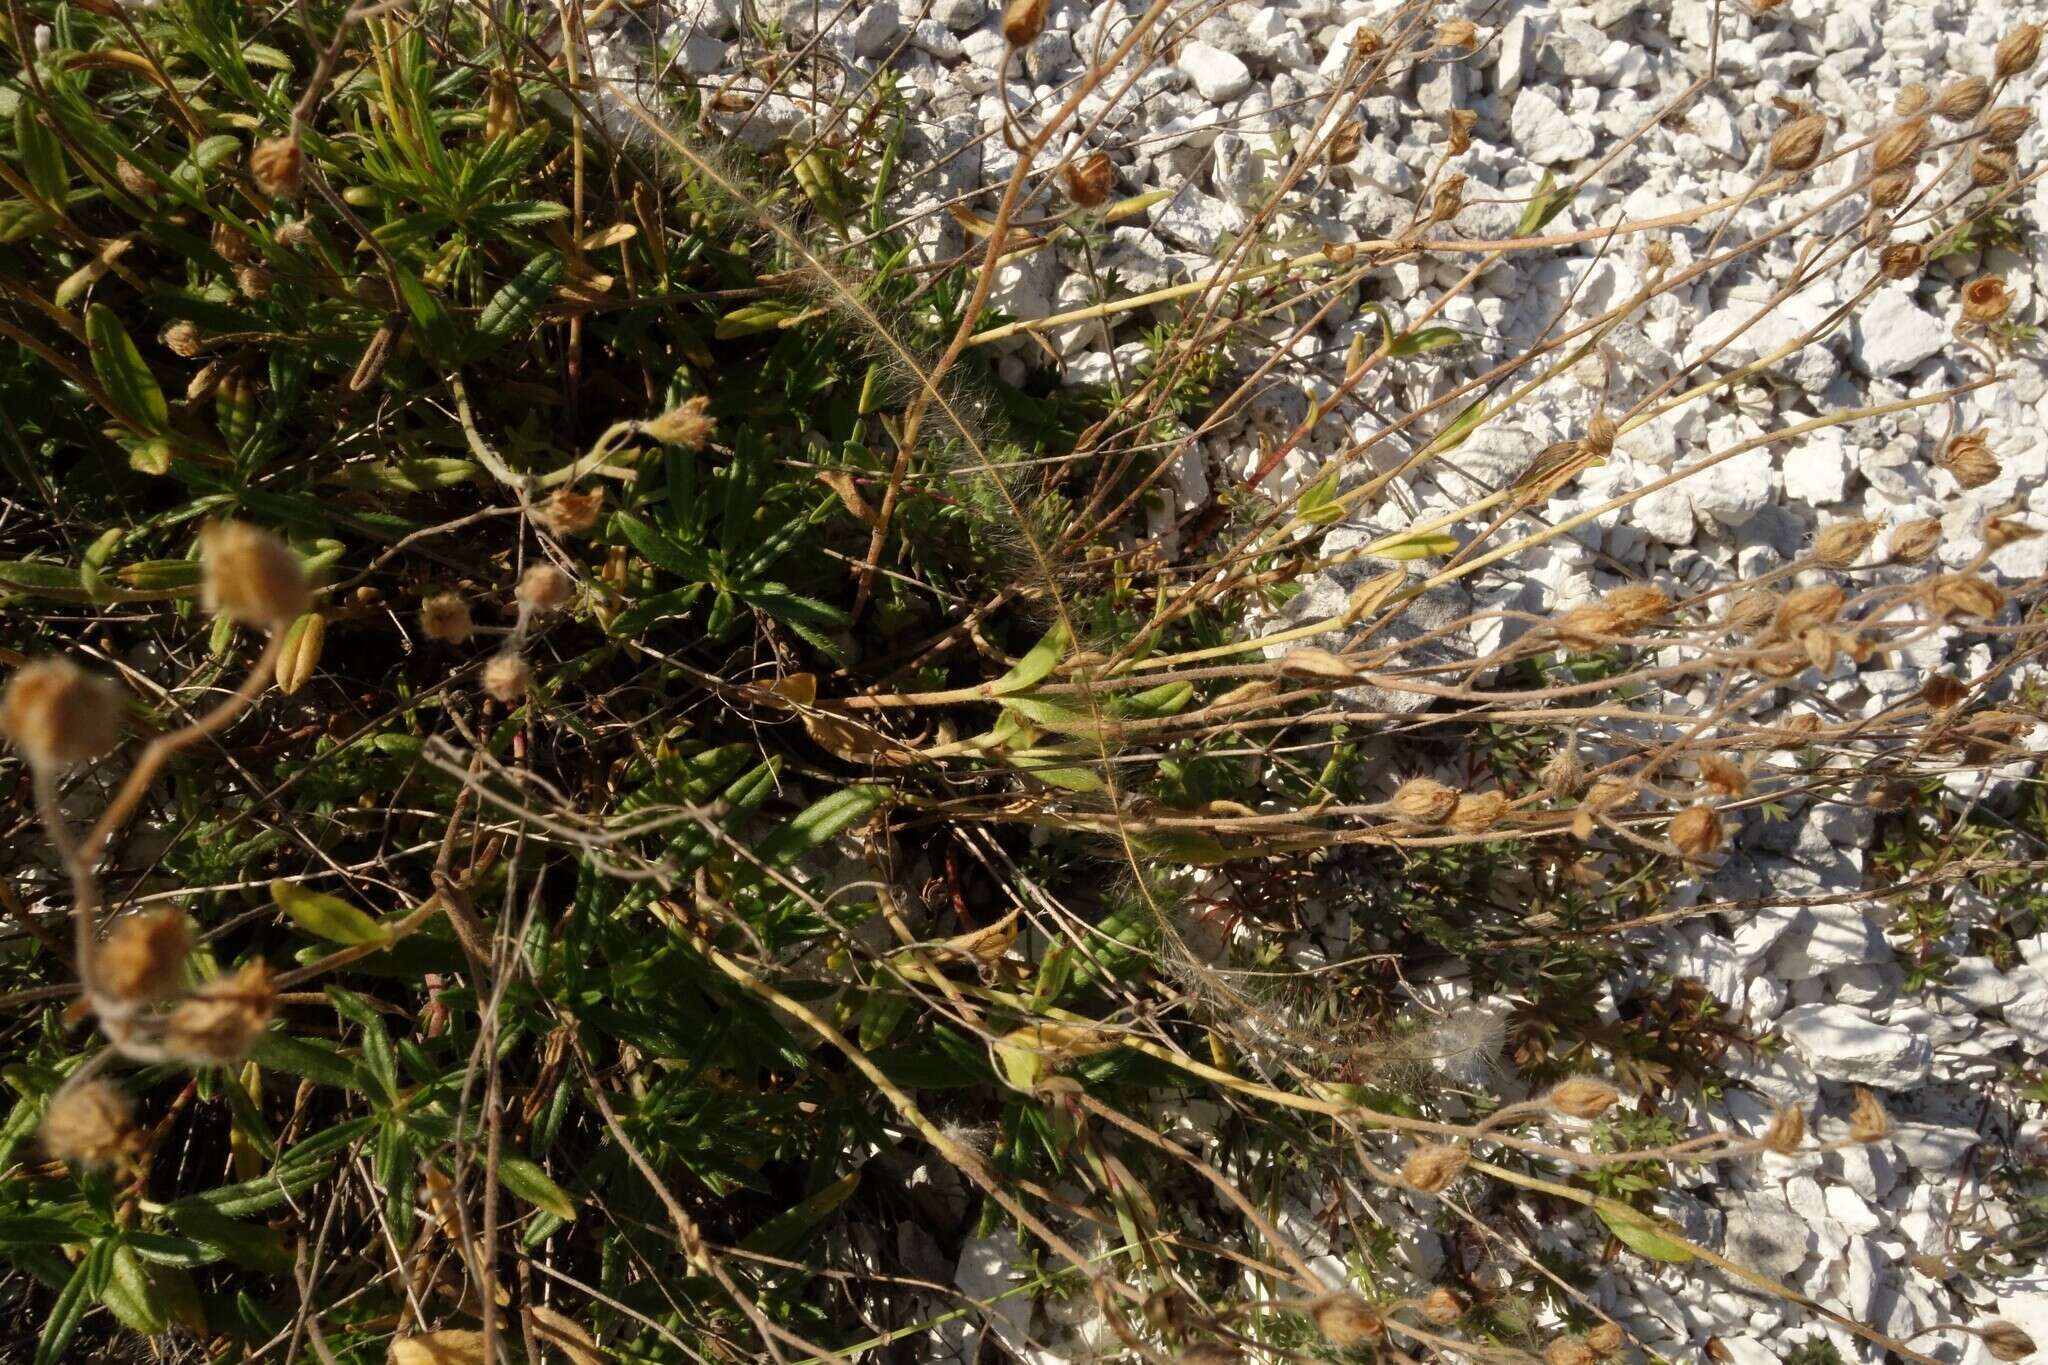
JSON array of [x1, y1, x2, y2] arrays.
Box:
[[1847, 1086, 1891, 1142], [1984, 1322, 2038, 1362], [1879, 241, 1923, 280], [483, 652, 530, 702], [1449, 790, 1507, 833], [1888, 517, 1942, 562], [164, 960, 277, 1066], [275, 612, 325, 695], [1932, 76, 1990, 122], [1312, 1295, 1384, 1347], [1995, 23, 2043, 79], [1768, 112, 1827, 171], [1546, 1339, 1598, 1365], [1922, 673, 1969, 709], [1603, 582, 1668, 629], [1541, 748, 1584, 796], [1961, 276, 2011, 324], [114, 156, 154, 200], [1930, 573, 2005, 619], [1446, 108, 1478, 155], [1, 658, 123, 771], [1982, 105, 2035, 147], [1001, 0, 1047, 45], [1545, 1077, 1620, 1118], [516, 564, 573, 614], [1872, 118, 1930, 174], [1775, 583, 1846, 636], [1060, 151, 1115, 206], [1762, 1104, 1806, 1154], [1813, 518, 1880, 565], [40, 1080, 136, 1166], [1392, 777, 1459, 824], [1669, 804, 1724, 859], [235, 264, 271, 300], [420, 592, 474, 643], [1987, 515, 2040, 549], [1869, 170, 1914, 208], [538, 486, 605, 537], [1583, 413, 1618, 457], [1698, 754, 1748, 797], [1586, 1323, 1625, 1357], [1972, 148, 2017, 186], [1420, 1288, 1463, 1326], [1350, 25, 1384, 57], [1895, 83, 1930, 116], [212, 220, 255, 265], [96, 910, 192, 1005], [642, 394, 715, 449], [1720, 587, 1781, 635], [1325, 122, 1363, 166], [274, 218, 313, 250], [201, 521, 310, 628], [1402, 1143, 1468, 1192], [1432, 174, 1466, 222], [250, 136, 302, 198], [1940, 430, 2001, 488], [1435, 17, 1477, 48]]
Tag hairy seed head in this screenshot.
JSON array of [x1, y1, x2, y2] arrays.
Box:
[[642, 394, 716, 449], [164, 960, 277, 1066], [483, 652, 531, 702], [1775, 583, 1846, 637], [1449, 790, 1508, 834], [538, 486, 604, 537], [1848, 1086, 1891, 1143], [1888, 517, 1942, 563], [201, 521, 310, 628], [1669, 804, 1724, 860], [1972, 148, 2018, 186], [1698, 754, 1748, 797], [2, 658, 123, 772], [1895, 82, 1930, 116], [1312, 1294, 1384, 1347], [1421, 1288, 1463, 1325], [1762, 1104, 1806, 1154], [250, 136, 302, 198], [1983, 105, 2035, 146], [1545, 1077, 1620, 1119], [1392, 777, 1459, 824], [1940, 430, 2001, 488], [420, 592, 473, 644], [1995, 23, 2043, 79], [1869, 169, 1914, 208], [1546, 1339, 1597, 1365], [1586, 1323, 1625, 1357], [1541, 747, 1584, 796], [517, 564, 573, 614], [96, 910, 193, 1006], [1768, 113, 1827, 171], [1873, 117, 1930, 174], [1930, 573, 2005, 620], [1933, 76, 1991, 121], [1402, 1143, 1468, 1193], [40, 1080, 135, 1167], [212, 220, 255, 265]]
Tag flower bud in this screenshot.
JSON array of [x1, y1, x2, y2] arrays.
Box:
[[1762, 1104, 1806, 1154], [41, 1080, 136, 1166], [1545, 1077, 1620, 1119], [1984, 1322, 2038, 1362], [538, 486, 604, 537], [1392, 777, 1459, 824], [1982, 105, 2035, 147], [1940, 430, 2001, 488], [516, 564, 573, 614], [1933, 76, 1990, 122], [1962, 276, 2011, 325], [1060, 151, 1114, 207], [1995, 24, 2042, 80], [420, 592, 474, 643], [1873, 118, 1930, 174], [643, 394, 715, 449], [201, 521, 311, 628], [1669, 804, 1723, 860], [1402, 1143, 1468, 1192], [1813, 518, 1880, 566], [1312, 1294, 1384, 1346], [1847, 1086, 1891, 1143], [250, 136, 302, 198], [1879, 241, 1923, 280], [483, 652, 530, 702], [1888, 517, 1942, 563], [2, 659, 123, 771], [164, 960, 276, 1066], [96, 909, 192, 1005], [1769, 113, 1827, 171]]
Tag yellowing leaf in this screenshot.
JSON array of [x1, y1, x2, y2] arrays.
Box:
[[527, 1306, 602, 1365], [1596, 1203, 1695, 1264], [929, 908, 1020, 965], [389, 1331, 487, 1365], [275, 612, 325, 695], [270, 880, 389, 947], [996, 1019, 1118, 1087], [1374, 531, 1459, 561], [1276, 646, 1357, 682]]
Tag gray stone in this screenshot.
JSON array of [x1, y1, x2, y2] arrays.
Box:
[[1776, 1003, 1933, 1087]]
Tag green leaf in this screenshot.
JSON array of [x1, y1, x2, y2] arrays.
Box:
[[617, 512, 712, 581], [1516, 169, 1579, 237], [0, 1215, 87, 1248], [172, 136, 243, 197], [34, 1247, 95, 1365], [758, 785, 892, 867], [476, 251, 565, 342], [989, 621, 1070, 696], [715, 301, 803, 339], [998, 692, 1095, 732], [0, 560, 84, 595], [1595, 1203, 1695, 1263], [249, 1031, 363, 1091], [1297, 463, 1344, 526], [0, 199, 53, 243], [739, 1170, 859, 1257], [1391, 325, 1464, 357], [86, 304, 169, 433], [395, 268, 458, 361], [15, 103, 66, 204], [498, 1153, 577, 1221], [99, 1244, 167, 1335], [270, 880, 389, 947], [1374, 530, 1459, 561]]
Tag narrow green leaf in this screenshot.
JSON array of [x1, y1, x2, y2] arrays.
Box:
[[476, 251, 565, 342], [739, 1171, 860, 1257], [86, 303, 168, 433], [1516, 169, 1579, 237], [34, 1247, 96, 1365], [758, 785, 892, 867], [498, 1153, 577, 1221], [270, 880, 389, 947], [1374, 531, 1459, 561], [1296, 464, 1344, 525], [989, 621, 1070, 696], [15, 103, 66, 204], [99, 1244, 167, 1335], [715, 301, 803, 339], [1595, 1203, 1696, 1263]]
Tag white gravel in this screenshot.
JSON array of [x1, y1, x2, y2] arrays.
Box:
[[576, 0, 2048, 1356]]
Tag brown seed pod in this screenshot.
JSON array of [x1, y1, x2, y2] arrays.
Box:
[[1605, 583, 1669, 631], [1800, 626, 1840, 672], [1669, 804, 1724, 860], [1448, 790, 1508, 833], [1995, 23, 2043, 79], [1350, 25, 1384, 57], [1541, 748, 1585, 796], [274, 218, 313, 250], [1888, 517, 1942, 563], [1768, 113, 1827, 172], [1961, 276, 2011, 325], [1583, 777, 1637, 812], [212, 220, 255, 265], [1847, 1086, 1891, 1142], [1813, 518, 1880, 566], [1546, 1339, 1598, 1365], [1940, 430, 2001, 488], [517, 564, 573, 614], [164, 960, 277, 1066], [1720, 587, 1781, 636], [1586, 1323, 1625, 1357], [1972, 147, 2018, 186], [1983, 106, 2035, 150], [1930, 573, 2006, 619], [1922, 673, 1970, 709], [235, 264, 271, 300], [1446, 108, 1478, 155], [250, 136, 302, 198], [1392, 777, 1459, 824], [1872, 117, 1930, 174], [1436, 17, 1478, 47], [1325, 121, 1363, 166], [201, 521, 310, 628], [1895, 83, 1930, 116], [1932, 76, 1991, 122], [642, 394, 715, 449], [40, 1081, 136, 1167], [1420, 1288, 1463, 1326], [538, 486, 605, 537], [420, 592, 474, 644], [1545, 1077, 1620, 1119], [1699, 754, 1748, 797], [1555, 604, 1623, 646], [2, 658, 124, 772], [1645, 239, 1674, 270], [275, 612, 325, 696], [1001, 0, 1047, 45], [1879, 241, 1923, 280], [114, 156, 154, 200], [1775, 583, 1846, 636], [1987, 515, 2040, 550], [1762, 1104, 1806, 1154], [1984, 1321, 2038, 1362], [483, 652, 531, 702], [1432, 174, 1466, 223], [95, 910, 193, 1006], [1061, 151, 1115, 206], [1312, 1294, 1385, 1347], [1402, 1143, 1468, 1193], [1869, 170, 1915, 208]]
